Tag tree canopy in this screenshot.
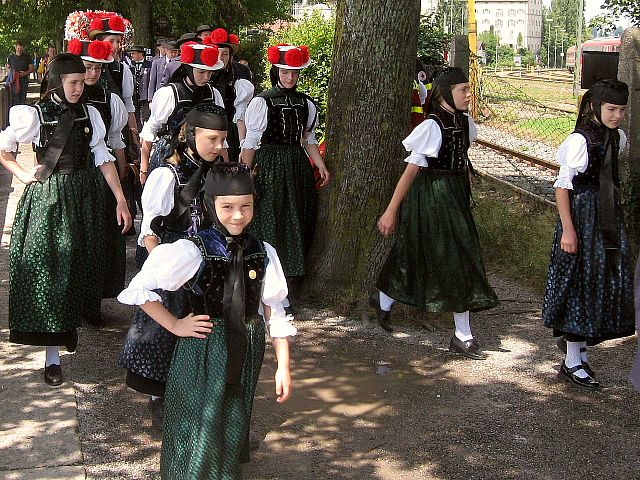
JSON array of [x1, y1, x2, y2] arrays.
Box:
[[601, 0, 640, 27]]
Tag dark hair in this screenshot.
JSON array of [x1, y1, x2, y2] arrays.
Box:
[[15, 40, 24, 47]]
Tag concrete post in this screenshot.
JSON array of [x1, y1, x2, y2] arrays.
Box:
[[618, 28, 640, 248]]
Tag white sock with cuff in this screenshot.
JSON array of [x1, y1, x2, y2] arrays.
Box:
[[453, 311, 473, 341], [565, 341, 588, 378], [379, 292, 395, 312], [45, 346, 60, 367]]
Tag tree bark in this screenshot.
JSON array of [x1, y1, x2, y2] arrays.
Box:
[[129, 0, 153, 48], [305, 0, 421, 293], [618, 27, 640, 249]]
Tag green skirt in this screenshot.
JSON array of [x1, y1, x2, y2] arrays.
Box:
[[249, 144, 317, 277], [8, 169, 106, 351], [376, 170, 499, 313], [160, 318, 266, 480], [100, 186, 126, 299]]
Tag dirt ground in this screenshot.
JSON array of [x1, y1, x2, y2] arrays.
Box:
[[55, 236, 638, 480]]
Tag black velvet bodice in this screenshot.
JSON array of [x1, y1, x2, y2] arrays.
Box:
[[34, 100, 93, 172], [573, 120, 620, 188], [82, 85, 112, 144], [425, 109, 469, 171], [159, 80, 216, 138], [186, 228, 268, 318], [259, 87, 313, 146]]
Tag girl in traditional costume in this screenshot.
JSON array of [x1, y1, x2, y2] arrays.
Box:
[[67, 38, 131, 303], [119, 102, 228, 429], [544, 79, 634, 390], [208, 28, 254, 163], [140, 41, 225, 183], [118, 162, 294, 478], [371, 67, 499, 359], [241, 44, 329, 308], [0, 53, 131, 385]]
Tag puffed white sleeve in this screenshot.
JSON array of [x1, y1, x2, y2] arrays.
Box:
[[401, 119, 442, 167], [138, 167, 176, 246], [259, 242, 297, 338], [242, 97, 267, 150], [140, 86, 176, 142], [121, 66, 136, 113], [87, 105, 116, 166], [619, 129, 627, 153], [468, 115, 478, 143], [554, 133, 589, 190], [233, 79, 255, 122], [107, 93, 127, 149], [0, 105, 40, 152], [117, 239, 202, 305], [303, 99, 319, 145]]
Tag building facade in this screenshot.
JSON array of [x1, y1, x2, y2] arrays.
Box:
[[475, 0, 543, 53]]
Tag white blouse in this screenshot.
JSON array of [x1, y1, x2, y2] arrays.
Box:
[[121, 66, 135, 113], [137, 166, 176, 246], [140, 85, 225, 143], [108, 92, 128, 150], [242, 96, 319, 150], [117, 239, 297, 338], [402, 115, 478, 167], [0, 104, 115, 166], [554, 129, 627, 189], [234, 79, 255, 123]]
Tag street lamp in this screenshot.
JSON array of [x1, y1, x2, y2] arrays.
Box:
[[554, 25, 562, 69], [545, 17, 553, 68], [559, 30, 565, 68]]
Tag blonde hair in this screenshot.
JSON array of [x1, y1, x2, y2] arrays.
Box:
[[165, 123, 188, 165]]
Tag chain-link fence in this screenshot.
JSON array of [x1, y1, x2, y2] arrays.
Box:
[[471, 65, 576, 165]]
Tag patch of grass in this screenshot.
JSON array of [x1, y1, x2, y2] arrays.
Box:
[[473, 178, 556, 294], [516, 116, 576, 147], [499, 77, 576, 106]]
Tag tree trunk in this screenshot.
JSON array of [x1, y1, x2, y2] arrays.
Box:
[[305, 0, 421, 293], [618, 27, 640, 249], [129, 0, 153, 48]]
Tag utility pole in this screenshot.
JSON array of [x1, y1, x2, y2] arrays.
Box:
[[574, 0, 584, 96], [468, 0, 479, 118]]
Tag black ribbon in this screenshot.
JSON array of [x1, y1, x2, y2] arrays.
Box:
[[35, 107, 77, 182], [599, 129, 618, 253], [223, 235, 248, 389]]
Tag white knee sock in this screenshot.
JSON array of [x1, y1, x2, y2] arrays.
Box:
[[150, 395, 161, 401], [453, 311, 473, 341], [282, 297, 290, 308], [565, 341, 588, 378], [379, 291, 395, 312], [45, 346, 60, 367]]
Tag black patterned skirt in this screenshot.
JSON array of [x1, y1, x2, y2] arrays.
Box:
[[376, 169, 499, 313], [119, 230, 189, 395], [160, 318, 265, 480], [249, 144, 317, 277], [9, 169, 106, 351], [542, 186, 635, 343], [100, 186, 127, 299]]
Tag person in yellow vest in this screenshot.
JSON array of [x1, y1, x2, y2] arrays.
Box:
[[411, 58, 429, 129]]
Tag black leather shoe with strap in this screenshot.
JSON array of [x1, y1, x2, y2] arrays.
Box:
[[44, 364, 63, 386], [556, 336, 596, 377], [558, 363, 599, 391], [449, 336, 487, 360]]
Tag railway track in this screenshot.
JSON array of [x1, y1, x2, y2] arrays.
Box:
[[470, 139, 558, 205]]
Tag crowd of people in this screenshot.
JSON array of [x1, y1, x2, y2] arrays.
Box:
[[0, 9, 637, 480]]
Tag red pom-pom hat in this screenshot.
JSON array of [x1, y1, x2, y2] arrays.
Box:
[[207, 28, 240, 54], [267, 44, 312, 70], [180, 43, 223, 71], [67, 39, 114, 63], [88, 15, 127, 39]]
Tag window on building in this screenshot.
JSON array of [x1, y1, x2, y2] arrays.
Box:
[[508, 19, 515, 27], [496, 9, 502, 16], [496, 19, 503, 27]]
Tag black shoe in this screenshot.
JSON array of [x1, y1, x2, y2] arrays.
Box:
[[368, 290, 392, 332], [449, 336, 486, 360], [556, 336, 595, 377], [284, 305, 295, 316], [44, 364, 63, 386], [558, 363, 599, 391], [148, 397, 164, 431]]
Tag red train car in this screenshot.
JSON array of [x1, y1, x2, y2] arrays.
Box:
[[565, 36, 621, 73]]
